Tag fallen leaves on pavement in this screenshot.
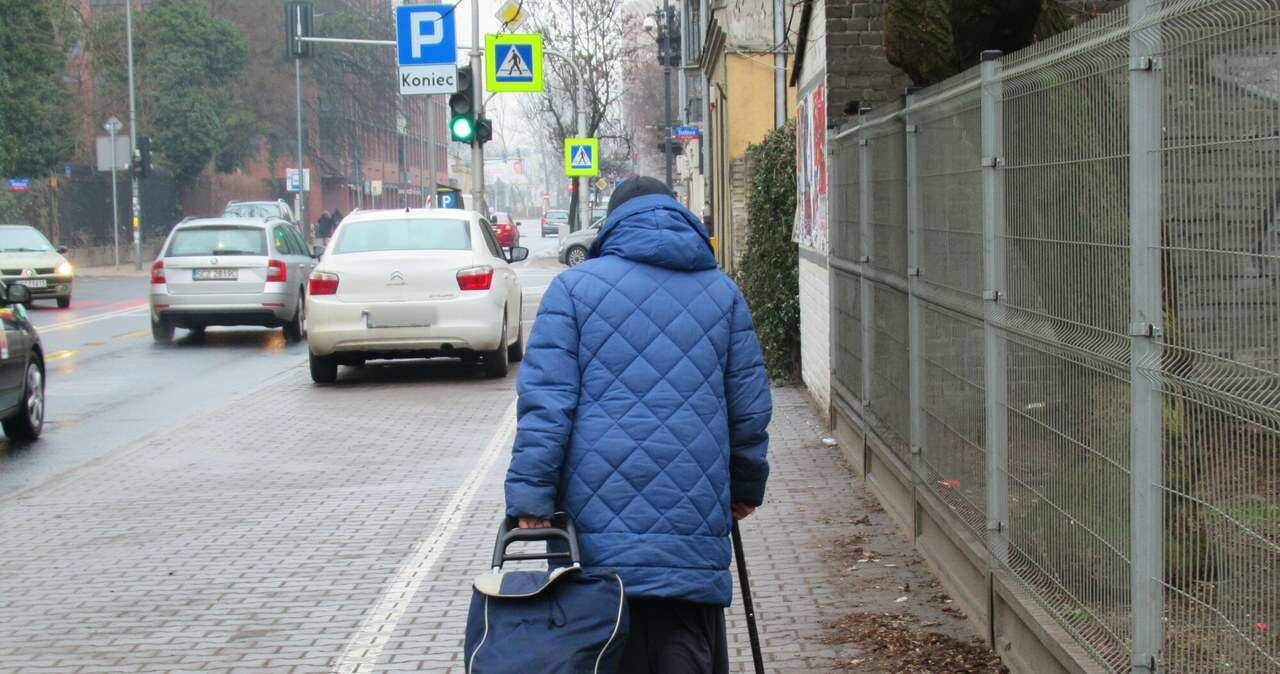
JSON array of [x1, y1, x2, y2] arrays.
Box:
[[823, 612, 1007, 673]]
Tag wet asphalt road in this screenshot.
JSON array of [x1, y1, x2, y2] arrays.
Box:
[[0, 220, 563, 499]]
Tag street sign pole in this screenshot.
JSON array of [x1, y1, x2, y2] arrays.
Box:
[[427, 99, 437, 205], [125, 0, 142, 271], [662, 0, 673, 187], [295, 56, 308, 242], [105, 117, 123, 269]]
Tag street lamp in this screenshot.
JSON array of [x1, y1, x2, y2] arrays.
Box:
[[643, 4, 678, 187]]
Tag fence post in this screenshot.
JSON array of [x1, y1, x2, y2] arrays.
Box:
[[904, 91, 926, 537], [859, 121, 875, 479], [1128, 1, 1164, 670], [980, 51, 1009, 563]]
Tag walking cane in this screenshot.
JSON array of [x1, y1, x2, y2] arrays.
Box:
[[731, 521, 766, 674]]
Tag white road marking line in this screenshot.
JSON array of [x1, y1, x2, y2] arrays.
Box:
[[333, 399, 518, 674], [37, 305, 148, 333]]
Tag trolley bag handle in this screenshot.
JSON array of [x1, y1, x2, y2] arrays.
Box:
[[491, 512, 582, 571]]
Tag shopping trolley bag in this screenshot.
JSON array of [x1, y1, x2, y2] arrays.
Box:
[[464, 513, 628, 674]]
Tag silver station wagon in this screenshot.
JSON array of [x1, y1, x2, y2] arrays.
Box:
[[148, 218, 317, 343]]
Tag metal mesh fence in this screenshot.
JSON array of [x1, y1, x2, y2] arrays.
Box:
[[825, 1, 1280, 670], [920, 303, 987, 536], [1148, 1, 1280, 670]]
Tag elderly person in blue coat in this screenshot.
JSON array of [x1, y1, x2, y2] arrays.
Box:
[[504, 176, 772, 674]]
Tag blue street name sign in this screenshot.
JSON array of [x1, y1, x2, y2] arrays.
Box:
[[6, 179, 31, 193], [395, 4, 457, 66], [671, 125, 700, 140]]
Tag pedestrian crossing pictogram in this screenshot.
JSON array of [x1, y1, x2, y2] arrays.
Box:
[[571, 145, 593, 169], [495, 44, 533, 82]]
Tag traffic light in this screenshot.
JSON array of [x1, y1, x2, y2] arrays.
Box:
[[285, 1, 314, 59], [132, 136, 152, 178], [449, 66, 476, 143], [567, 181, 575, 192], [475, 116, 493, 145]]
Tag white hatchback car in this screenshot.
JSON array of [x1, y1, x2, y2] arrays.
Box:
[[305, 209, 528, 383]]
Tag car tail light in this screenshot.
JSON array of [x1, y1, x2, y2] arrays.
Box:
[[267, 259, 287, 283], [456, 265, 494, 291], [308, 271, 339, 295], [150, 260, 165, 284]]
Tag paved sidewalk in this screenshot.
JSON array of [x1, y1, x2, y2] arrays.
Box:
[[0, 371, 991, 672]]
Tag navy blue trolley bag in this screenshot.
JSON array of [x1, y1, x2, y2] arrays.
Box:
[[464, 513, 628, 674]]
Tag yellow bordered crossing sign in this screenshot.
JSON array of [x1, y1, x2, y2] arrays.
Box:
[[485, 34, 543, 93], [564, 138, 599, 177]]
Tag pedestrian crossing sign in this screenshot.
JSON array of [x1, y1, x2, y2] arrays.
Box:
[[564, 137, 599, 177], [485, 34, 543, 93]]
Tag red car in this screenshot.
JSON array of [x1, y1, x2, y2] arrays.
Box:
[[490, 212, 520, 248]]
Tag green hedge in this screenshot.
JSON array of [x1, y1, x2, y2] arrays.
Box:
[[735, 121, 799, 381]]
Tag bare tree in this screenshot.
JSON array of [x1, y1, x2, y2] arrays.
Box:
[[522, 0, 642, 224]]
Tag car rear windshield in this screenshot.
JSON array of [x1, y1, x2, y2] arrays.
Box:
[[331, 218, 470, 254], [166, 227, 268, 257], [223, 204, 282, 219], [0, 227, 54, 253], [547, 211, 569, 222]]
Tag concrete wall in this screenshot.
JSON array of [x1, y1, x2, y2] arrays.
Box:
[[799, 251, 831, 418]]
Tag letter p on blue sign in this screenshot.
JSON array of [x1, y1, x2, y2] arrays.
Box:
[[396, 4, 456, 66]]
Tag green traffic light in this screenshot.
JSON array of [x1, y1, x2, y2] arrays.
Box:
[[450, 115, 475, 142]]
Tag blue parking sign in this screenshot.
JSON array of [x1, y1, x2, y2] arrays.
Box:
[[396, 4, 456, 66]]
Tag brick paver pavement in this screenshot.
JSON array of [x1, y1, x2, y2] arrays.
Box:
[[0, 361, 980, 672]]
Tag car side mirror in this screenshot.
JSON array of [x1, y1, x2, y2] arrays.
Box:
[[3, 284, 32, 306], [506, 246, 529, 263], [56, 246, 69, 254], [311, 244, 325, 258]]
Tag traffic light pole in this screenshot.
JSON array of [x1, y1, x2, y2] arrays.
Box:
[[126, 0, 142, 271], [471, 0, 486, 216]]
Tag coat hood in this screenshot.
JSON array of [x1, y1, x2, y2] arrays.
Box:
[[587, 194, 716, 271]]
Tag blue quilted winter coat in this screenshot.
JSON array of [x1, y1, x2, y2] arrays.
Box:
[[504, 193, 772, 607]]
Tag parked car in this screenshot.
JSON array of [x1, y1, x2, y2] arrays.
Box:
[[222, 200, 300, 231], [558, 217, 604, 267], [0, 226, 74, 308], [489, 211, 520, 249], [148, 218, 316, 344], [541, 209, 568, 237], [305, 208, 528, 383], [0, 283, 45, 441]]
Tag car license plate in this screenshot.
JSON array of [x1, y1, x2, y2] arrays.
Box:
[[14, 279, 46, 289], [193, 268, 238, 281], [366, 306, 434, 329]]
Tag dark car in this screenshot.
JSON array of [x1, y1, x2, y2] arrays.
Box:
[[0, 283, 45, 441], [541, 209, 569, 237], [490, 211, 520, 249]]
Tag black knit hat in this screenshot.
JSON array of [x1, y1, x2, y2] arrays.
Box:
[[606, 176, 675, 215]]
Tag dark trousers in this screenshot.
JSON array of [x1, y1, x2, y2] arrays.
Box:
[[619, 598, 729, 674]]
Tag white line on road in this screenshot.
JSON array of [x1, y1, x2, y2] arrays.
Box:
[[36, 305, 148, 333], [333, 398, 518, 674]]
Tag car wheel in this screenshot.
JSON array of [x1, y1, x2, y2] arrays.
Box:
[[3, 360, 44, 442], [57, 295, 71, 309], [283, 295, 305, 343], [508, 306, 524, 363], [188, 326, 207, 338], [484, 317, 510, 378], [151, 316, 174, 344], [566, 246, 587, 267], [310, 350, 338, 384]]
